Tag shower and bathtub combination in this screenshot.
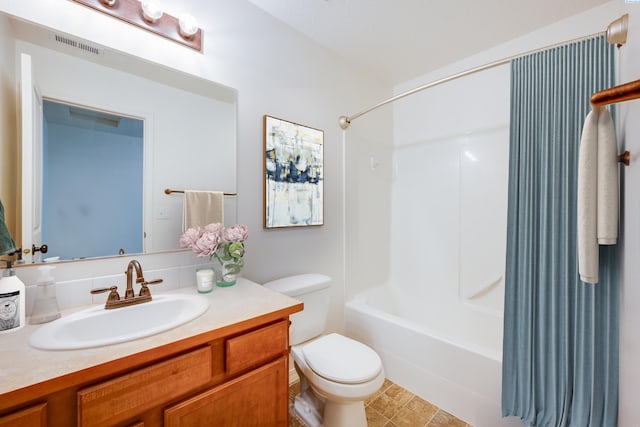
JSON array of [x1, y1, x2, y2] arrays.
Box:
[[342, 53, 520, 426], [344, 125, 520, 427], [339, 13, 633, 427]]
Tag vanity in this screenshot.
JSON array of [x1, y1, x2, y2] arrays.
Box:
[[0, 279, 303, 426]]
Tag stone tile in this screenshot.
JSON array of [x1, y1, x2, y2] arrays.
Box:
[[427, 410, 468, 427], [406, 395, 439, 421], [380, 378, 395, 391], [391, 405, 432, 427], [384, 384, 415, 407], [369, 390, 405, 419], [366, 405, 392, 427], [288, 413, 305, 427], [366, 378, 394, 406], [288, 378, 468, 427]]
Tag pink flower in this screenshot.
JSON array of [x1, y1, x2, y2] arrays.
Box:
[[203, 223, 224, 236], [180, 223, 249, 260], [224, 224, 249, 243], [179, 227, 202, 249], [192, 230, 220, 258]]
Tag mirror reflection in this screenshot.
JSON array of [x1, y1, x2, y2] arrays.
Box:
[[5, 15, 238, 264], [43, 100, 144, 260]]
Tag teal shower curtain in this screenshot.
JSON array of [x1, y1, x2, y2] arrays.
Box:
[[502, 35, 619, 427]]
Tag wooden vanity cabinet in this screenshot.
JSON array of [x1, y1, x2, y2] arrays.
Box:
[[0, 317, 293, 427], [0, 403, 47, 427], [164, 357, 288, 426], [164, 321, 290, 426]]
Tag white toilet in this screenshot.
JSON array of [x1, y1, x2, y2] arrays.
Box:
[[263, 274, 384, 427]]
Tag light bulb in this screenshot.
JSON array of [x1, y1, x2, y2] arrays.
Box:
[[178, 13, 198, 39], [141, 0, 163, 23]]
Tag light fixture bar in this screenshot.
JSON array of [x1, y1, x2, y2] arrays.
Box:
[[70, 0, 202, 52]]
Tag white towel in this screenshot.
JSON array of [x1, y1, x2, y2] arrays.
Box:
[[577, 111, 599, 284], [182, 191, 224, 231], [597, 109, 618, 245]]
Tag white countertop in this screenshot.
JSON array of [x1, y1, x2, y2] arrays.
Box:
[[0, 278, 302, 396]]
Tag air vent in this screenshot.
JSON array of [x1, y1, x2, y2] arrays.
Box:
[[52, 33, 103, 56]]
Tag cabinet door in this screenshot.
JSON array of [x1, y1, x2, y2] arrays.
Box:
[[165, 357, 288, 427], [78, 347, 212, 427], [0, 403, 46, 427], [226, 320, 288, 375]]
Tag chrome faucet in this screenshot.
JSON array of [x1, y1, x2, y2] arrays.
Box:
[[90, 260, 163, 309]]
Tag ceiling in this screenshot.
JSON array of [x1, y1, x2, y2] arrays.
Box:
[[248, 0, 612, 85]]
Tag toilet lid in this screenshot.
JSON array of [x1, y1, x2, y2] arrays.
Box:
[[302, 333, 382, 384]]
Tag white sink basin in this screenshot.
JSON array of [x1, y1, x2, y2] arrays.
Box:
[[29, 294, 209, 350]]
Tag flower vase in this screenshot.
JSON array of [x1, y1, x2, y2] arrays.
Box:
[[216, 255, 244, 287]]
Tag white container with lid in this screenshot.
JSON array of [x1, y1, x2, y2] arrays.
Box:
[[0, 261, 26, 333]]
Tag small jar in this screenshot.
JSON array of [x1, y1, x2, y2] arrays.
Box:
[[196, 268, 214, 293]]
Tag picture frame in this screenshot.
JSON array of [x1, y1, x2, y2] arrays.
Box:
[[263, 115, 324, 228]]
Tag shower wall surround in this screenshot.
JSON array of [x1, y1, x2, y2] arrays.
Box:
[[390, 63, 511, 317]]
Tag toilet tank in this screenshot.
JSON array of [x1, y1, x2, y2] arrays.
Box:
[[263, 274, 331, 346]]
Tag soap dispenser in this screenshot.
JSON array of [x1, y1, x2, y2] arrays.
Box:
[[0, 261, 26, 333], [29, 265, 61, 324]]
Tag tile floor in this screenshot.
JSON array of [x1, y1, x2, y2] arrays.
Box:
[[288, 378, 472, 427]]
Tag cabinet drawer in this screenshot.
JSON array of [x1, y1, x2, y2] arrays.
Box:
[[0, 403, 46, 427], [164, 357, 288, 427], [77, 347, 212, 427], [226, 320, 288, 375]]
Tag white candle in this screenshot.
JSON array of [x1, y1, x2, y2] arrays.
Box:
[[196, 269, 214, 293]]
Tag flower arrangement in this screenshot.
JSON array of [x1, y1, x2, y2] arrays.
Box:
[[180, 223, 248, 286]]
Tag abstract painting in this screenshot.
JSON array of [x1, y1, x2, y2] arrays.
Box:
[[263, 115, 324, 228]]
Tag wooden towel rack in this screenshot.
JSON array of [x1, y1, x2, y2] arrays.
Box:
[[591, 79, 640, 107], [164, 188, 237, 196], [591, 78, 640, 166]]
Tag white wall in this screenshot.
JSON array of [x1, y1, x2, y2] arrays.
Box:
[[0, 0, 392, 334], [618, 3, 640, 426]]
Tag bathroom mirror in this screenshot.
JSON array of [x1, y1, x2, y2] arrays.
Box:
[[4, 14, 237, 264]]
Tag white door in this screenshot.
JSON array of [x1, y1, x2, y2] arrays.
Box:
[[20, 53, 44, 264]]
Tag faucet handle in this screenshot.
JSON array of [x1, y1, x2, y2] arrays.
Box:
[[139, 279, 163, 297], [90, 286, 120, 304]]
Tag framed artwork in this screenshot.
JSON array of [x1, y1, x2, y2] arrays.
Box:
[[263, 115, 324, 228]]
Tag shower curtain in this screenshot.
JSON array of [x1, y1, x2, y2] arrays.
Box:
[[502, 35, 619, 427]]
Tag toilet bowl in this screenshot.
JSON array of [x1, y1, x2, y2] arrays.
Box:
[[262, 274, 385, 427], [291, 333, 385, 427]]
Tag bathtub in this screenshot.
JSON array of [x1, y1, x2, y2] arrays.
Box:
[[344, 285, 522, 427]]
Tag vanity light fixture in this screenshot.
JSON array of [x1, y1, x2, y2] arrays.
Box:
[[178, 13, 198, 39], [141, 0, 163, 24], [70, 0, 202, 51]]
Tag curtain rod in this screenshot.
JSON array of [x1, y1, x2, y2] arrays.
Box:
[[338, 25, 623, 130]]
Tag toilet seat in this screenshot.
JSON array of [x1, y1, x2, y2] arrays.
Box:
[[301, 333, 382, 384]]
